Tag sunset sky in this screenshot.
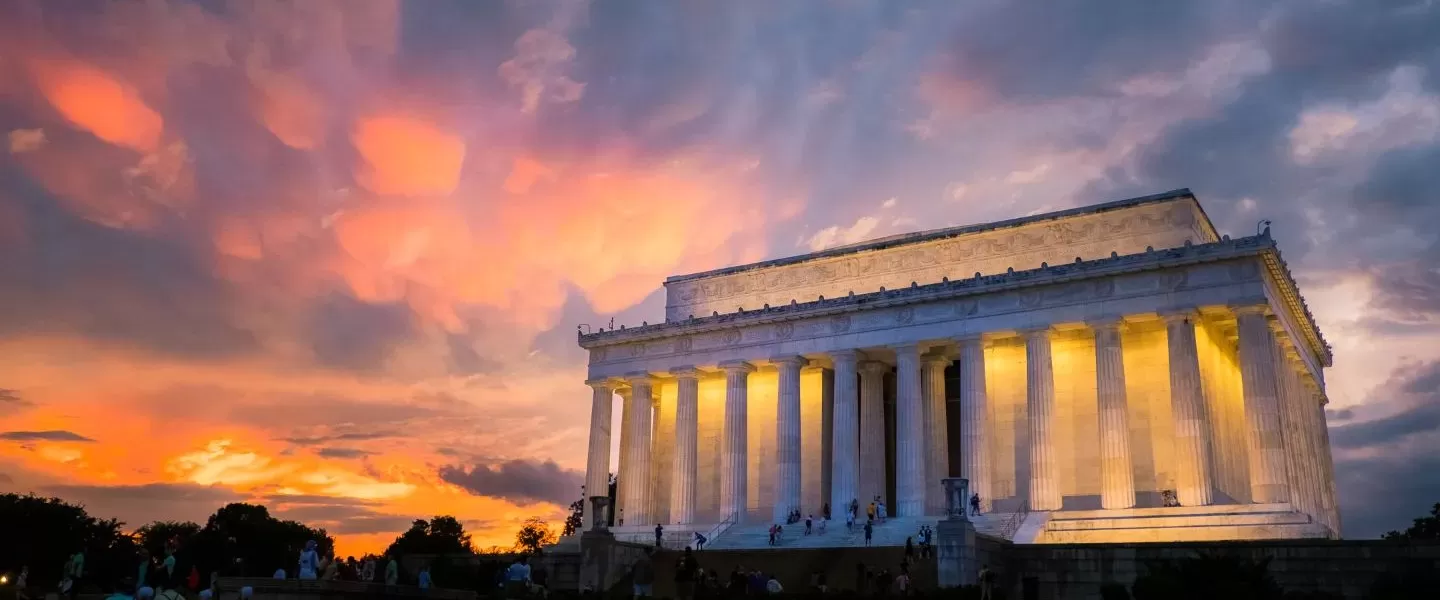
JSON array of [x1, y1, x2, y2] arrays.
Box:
[[2, 0, 1439, 555]]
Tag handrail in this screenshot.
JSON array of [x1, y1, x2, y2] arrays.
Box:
[[702, 511, 739, 545], [998, 499, 1030, 541]]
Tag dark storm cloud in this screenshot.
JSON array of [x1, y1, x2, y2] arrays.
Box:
[[37, 483, 243, 526], [0, 169, 260, 359], [438, 459, 582, 506], [316, 447, 375, 460], [940, 0, 1270, 100], [1329, 360, 1440, 537], [0, 388, 31, 406], [0, 430, 95, 442], [309, 294, 418, 373], [279, 431, 398, 447]]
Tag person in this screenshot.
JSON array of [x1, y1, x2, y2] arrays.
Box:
[[823, 502, 831, 521], [979, 564, 994, 600], [240, 584, 253, 600], [186, 567, 199, 593], [674, 547, 698, 600], [804, 515, 813, 535], [505, 556, 531, 598], [764, 574, 782, 595], [322, 556, 339, 581], [693, 531, 707, 550], [895, 571, 911, 596], [198, 572, 218, 600], [15, 565, 29, 600], [385, 559, 399, 587], [728, 566, 746, 595], [971, 492, 982, 516], [135, 550, 151, 598], [654, 523, 664, 548], [867, 500, 876, 522], [878, 501, 888, 522], [905, 536, 915, 560], [273, 568, 286, 580], [298, 540, 319, 580], [361, 558, 376, 583], [104, 577, 136, 600], [767, 524, 777, 546], [854, 563, 866, 592], [875, 569, 893, 596], [845, 507, 854, 531], [155, 581, 184, 600], [630, 549, 655, 598], [817, 518, 827, 535], [809, 570, 827, 594], [863, 520, 873, 546], [417, 566, 432, 591]]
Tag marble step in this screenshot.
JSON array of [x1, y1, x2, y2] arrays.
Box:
[[1051, 502, 1298, 520], [1037, 521, 1332, 544], [1045, 511, 1312, 531]]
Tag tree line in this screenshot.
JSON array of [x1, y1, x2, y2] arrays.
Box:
[[0, 492, 574, 593]]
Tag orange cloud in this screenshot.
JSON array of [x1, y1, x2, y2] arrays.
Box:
[[351, 115, 467, 197], [29, 59, 164, 153]]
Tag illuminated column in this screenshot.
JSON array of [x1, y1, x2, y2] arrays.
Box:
[[1164, 310, 1214, 507], [773, 356, 806, 523], [1234, 305, 1290, 504], [921, 349, 950, 515], [584, 379, 614, 531], [720, 361, 754, 523], [625, 374, 655, 525], [670, 367, 700, 525], [1091, 318, 1136, 510], [1025, 328, 1061, 512], [1272, 336, 1309, 516], [616, 387, 633, 524], [956, 335, 992, 512], [859, 360, 888, 506], [829, 350, 861, 517], [894, 343, 925, 517]]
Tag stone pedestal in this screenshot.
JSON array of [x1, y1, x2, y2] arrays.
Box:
[[579, 497, 616, 593], [936, 519, 978, 588]]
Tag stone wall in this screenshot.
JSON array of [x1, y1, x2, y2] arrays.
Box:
[[995, 539, 1440, 600]]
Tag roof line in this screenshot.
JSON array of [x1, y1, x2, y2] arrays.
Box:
[[666, 188, 1199, 284]]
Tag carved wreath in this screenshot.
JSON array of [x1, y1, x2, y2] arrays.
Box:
[[721, 329, 742, 345], [896, 307, 915, 324], [829, 315, 852, 333], [774, 322, 795, 340]]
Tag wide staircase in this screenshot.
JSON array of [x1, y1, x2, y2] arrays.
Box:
[[647, 545, 936, 596], [1033, 502, 1332, 543], [705, 512, 1016, 549]]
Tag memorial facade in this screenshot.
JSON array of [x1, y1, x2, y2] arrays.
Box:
[[577, 189, 1341, 545]]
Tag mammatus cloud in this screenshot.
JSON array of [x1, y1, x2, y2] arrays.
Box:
[[1, 430, 95, 443], [438, 459, 583, 507]]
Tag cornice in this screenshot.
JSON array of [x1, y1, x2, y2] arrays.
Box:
[[583, 235, 1269, 345]]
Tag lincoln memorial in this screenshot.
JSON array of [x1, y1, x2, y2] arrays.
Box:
[[576, 189, 1340, 547]]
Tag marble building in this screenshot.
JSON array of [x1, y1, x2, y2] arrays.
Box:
[[577, 189, 1341, 545]]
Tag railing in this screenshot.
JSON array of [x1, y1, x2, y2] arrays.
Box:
[[998, 499, 1030, 541], [702, 511, 739, 545]]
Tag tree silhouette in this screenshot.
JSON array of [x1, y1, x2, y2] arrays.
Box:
[[0, 494, 138, 591], [514, 517, 556, 553], [561, 485, 585, 536], [135, 521, 201, 559], [1382, 502, 1440, 540], [384, 516, 475, 557]]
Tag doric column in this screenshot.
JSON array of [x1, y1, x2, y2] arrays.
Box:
[[1090, 318, 1136, 510], [1025, 328, 1061, 512], [584, 379, 614, 531], [859, 360, 888, 506], [921, 349, 951, 515], [773, 356, 807, 523], [616, 387, 633, 524], [1234, 305, 1290, 504], [1163, 310, 1214, 507], [669, 367, 700, 525], [894, 343, 925, 517], [625, 374, 655, 525], [719, 361, 754, 523], [829, 350, 861, 517], [1272, 335, 1310, 517], [956, 335, 992, 512]]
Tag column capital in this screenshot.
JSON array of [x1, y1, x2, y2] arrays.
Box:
[[585, 378, 612, 390], [718, 360, 755, 374], [1230, 303, 1271, 318], [1019, 326, 1054, 341], [889, 342, 922, 355], [669, 366, 702, 379], [922, 348, 952, 366], [1086, 316, 1128, 332], [624, 372, 656, 388], [952, 332, 987, 344], [828, 349, 861, 365], [770, 355, 809, 368], [1159, 308, 1199, 324], [859, 360, 889, 375]]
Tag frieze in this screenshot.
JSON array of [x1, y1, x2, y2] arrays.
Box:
[[584, 234, 1297, 369], [664, 199, 1206, 320]]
